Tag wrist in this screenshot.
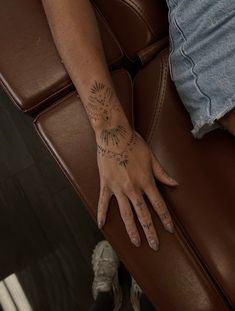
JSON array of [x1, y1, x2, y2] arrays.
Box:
[[94, 117, 133, 145], [93, 111, 132, 136], [82, 79, 132, 138]]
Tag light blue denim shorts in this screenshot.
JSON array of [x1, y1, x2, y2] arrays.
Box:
[[166, 0, 235, 139]]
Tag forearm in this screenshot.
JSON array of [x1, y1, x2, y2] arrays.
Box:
[[41, 0, 132, 136]]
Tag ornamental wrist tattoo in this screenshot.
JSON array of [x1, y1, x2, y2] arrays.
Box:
[[85, 80, 121, 126], [85, 80, 136, 167], [97, 131, 137, 167]]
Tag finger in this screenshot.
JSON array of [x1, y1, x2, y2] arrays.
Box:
[[151, 151, 179, 186], [115, 192, 141, 247], [128, 191, 159, 251], [97, 184, 112, 229], [145, 182, 175, 234]]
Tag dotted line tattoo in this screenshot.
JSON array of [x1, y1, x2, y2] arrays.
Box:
[[97, 132, 137, 167]]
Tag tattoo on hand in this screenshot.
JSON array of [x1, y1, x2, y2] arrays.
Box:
[[100, 125, 127, 146], [161, 212, 170, 220], [85, 81, 120, 125], [143, 222, 152, 230], [97, 132, 137, 167], [136, 199, 144, 210]]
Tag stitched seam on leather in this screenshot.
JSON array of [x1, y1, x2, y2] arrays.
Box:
[[140, 43, 160, 62], [34, 91, 76, 124], [25, 82, 74, 112], [145, 57, 163, 141], [0, 76, 74, 113], [147, 49, 168, 144]]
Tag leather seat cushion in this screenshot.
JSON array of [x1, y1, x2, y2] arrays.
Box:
[[34, 67, 229, 311]]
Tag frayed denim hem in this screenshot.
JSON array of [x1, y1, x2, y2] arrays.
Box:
[[190, 100, 235, 139]]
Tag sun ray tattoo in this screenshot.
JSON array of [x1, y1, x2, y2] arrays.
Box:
[[100, 125, 127, 146], [85, 81, 120, 125], [97, 132, 137, 167]]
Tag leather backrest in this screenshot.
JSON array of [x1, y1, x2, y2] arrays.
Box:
[[93, 0, 169, 61], [0, 0, 123, 113]]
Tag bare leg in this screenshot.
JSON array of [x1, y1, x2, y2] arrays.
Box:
[[217, 107, 235, 136]]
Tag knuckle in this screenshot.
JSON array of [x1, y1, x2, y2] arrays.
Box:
[[127, 227, 137, 237], [124, 182, 136, 196], [123, 174, 138, 189], [138, 209, 148, 219], [125, 222, 134, 231], [135, 198, 144, 209], [160, 211, 171, 222], [126, 181, 135, 192], [122, 209, 133, 220], [128, 231, 139, 241], [139, 207, 150, 219], [153, 199, 166, 211], [158, 165, 165, 175]]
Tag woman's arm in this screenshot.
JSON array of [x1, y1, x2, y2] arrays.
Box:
[[41, 0, 128, 132], [41, 0, 179, 250]]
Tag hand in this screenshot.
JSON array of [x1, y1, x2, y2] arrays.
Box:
[[96, 125, 179, 251]]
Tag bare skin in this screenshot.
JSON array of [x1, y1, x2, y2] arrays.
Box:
[[41, 0, 179, 251]]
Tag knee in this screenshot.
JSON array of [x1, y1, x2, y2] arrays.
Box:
[[218, 107, 235, 136]]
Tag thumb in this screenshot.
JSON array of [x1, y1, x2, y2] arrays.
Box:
[[151, 151, 179, 186]]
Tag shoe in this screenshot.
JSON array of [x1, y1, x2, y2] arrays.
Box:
[[91, 240, 122, 311], [130, 276, 143, 311]]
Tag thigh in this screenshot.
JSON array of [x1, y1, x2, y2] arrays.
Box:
[[218, 107, 235, 136]]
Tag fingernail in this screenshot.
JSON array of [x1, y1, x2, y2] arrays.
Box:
[[169, 177, 179, 185], [132, 239, 141, 247], [98, 220, 104, 229], [149, 240, 159, 251], [165, 223, 175, 234]]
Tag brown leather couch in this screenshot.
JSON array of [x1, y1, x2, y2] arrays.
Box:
[[1, 0, 235, 310]]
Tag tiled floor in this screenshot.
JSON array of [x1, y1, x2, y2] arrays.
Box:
[[0, 88, 132, 310]]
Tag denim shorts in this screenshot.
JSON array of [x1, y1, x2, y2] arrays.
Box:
[[166, 0, 235, 139]]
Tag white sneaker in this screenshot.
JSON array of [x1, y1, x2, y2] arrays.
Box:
[[91, 240, 122, 311], [130, 277, 143, 311]]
